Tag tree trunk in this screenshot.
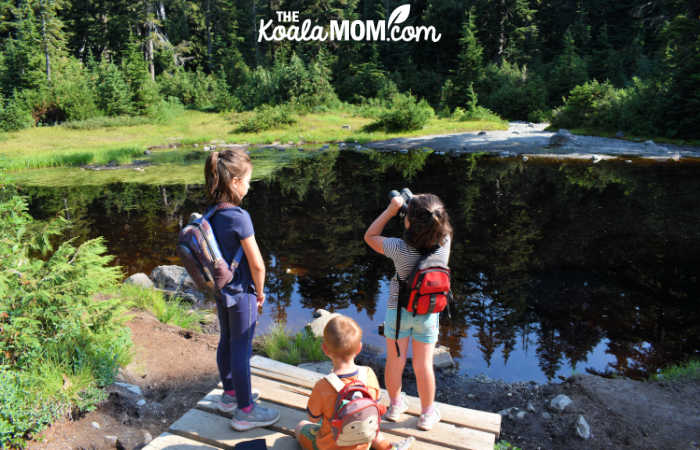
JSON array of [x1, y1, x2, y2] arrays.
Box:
[[253, 0, 259, 67], [146, 1, 155, 81], [41, 2, 51, 81], [497, 0, 506, 63], [206, 0, 212, 71]]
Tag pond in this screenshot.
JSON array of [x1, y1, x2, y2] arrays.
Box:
[[25, 150, 700, 383]]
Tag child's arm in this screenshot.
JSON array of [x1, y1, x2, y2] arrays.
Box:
[[305, 382, 324, 423], [364, 196, 404, 254], [240, 235, 266, 307]]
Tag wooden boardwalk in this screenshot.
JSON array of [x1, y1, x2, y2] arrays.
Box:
[[144, 355, 501, 450]]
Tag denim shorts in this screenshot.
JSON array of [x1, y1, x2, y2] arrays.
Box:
[[384, 307, 439, 344]]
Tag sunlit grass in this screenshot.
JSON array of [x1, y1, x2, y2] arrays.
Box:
[[117, 283, 206, 332], [3, 108, 506, 186], [652, 359, 700, 381], [258, 323, 326, 366]]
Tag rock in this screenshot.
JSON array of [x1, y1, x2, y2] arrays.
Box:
[[142, 430, 153, 444], [104, 435, 118, 446], [527, 401, 536, 412], [150, 265, 205, 304], [107, 160, 119, 167], [576, 415, 591, 439], [113, 381, 143, 397], [550, 394, 573, 412], [320, 144, 329, 151], [298, 360, 333, 374], [433, 345, 455, 369], [144, 150, 152, 155], [549, 129, 575, 147], [134, 167, 144, 172], [342, 124, 351, 130], [478, 131, 487, 135], [123, 273, 154, 289], [615, 131, 625, 138], [542, 411, 552, 420], [522, 155, 529, 162], [92, 421, 101, 429], [500, 151, 516, 158], [361, 343, 384, 358], [643, 140, 655, 146], [527, 122, 535, 127], [671, 151, 681, 162], [512, 131, 520, 135], [497, 407, 522, 420], [137, 399, 147, 407], [591, 154, 603, 164], [306, 309, 340, 338]]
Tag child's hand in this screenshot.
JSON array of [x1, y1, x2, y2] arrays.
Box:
[[256, 292, 266, 308], [388, 195, 404, 215]]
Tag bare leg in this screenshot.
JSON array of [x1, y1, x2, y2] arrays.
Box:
[[411, 339, 436, 410], [385, 337, 410, 402]]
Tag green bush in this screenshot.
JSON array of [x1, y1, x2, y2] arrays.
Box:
[[336, 61, 397, 103], [366, 93, 434, 132], [50, 57, 100, 121], [236, 104, 297, 133], [479, 62, 548, 120], [0, 182, 132, 446], [0, 97, 34, 131], [158, 68, 234, 111], [95, 61, 133, 116], [118, 284, 204, 332], [550, 80, 620, 130], [452, 105, 505, 123]]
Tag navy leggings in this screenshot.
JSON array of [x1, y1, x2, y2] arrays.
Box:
[[216, 292, 257, 409]]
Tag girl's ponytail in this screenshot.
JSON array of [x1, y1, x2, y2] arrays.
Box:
[[204, 149, 251, 205]]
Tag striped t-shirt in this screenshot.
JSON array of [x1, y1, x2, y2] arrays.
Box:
[[382, 236, 451, 309]]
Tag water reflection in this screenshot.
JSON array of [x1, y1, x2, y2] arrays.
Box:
[[24, 151, 700, 382]]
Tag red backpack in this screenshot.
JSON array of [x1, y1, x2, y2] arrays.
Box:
[[395, 249, 452, 355], [325, 367, 385, 447]]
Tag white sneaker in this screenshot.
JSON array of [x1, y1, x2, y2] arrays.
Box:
[[392, 436, 416, 449], [417, 407, 441, 431], [383, 393, 409, 422]]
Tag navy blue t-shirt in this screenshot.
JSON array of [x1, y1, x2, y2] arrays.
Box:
[[210, 206, 255, 306]]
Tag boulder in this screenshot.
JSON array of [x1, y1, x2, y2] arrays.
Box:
[[576, 415, 591, 439], [433, 345, 455, 369], [549, 129, 576, 147], [550, 394, 573, 412], [123, 273, 154, 289], [306, 309, 340, 338], [150, 265, 205, 304], [112, 381, 143, 397]]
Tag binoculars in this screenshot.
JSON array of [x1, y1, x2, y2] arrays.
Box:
[[388, 188, 413, 218]]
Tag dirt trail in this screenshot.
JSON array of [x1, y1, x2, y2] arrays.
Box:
[[30, 311, 700, 450]]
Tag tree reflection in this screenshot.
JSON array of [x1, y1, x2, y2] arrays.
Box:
[[23, 153, 700, 381]]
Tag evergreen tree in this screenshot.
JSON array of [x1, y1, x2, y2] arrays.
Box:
[[0, 1, 44, 95], [548, 28, 588, 104], [440, 10, 484, 112], [95, 60, 132, 116], [121, 35, 160, 113]]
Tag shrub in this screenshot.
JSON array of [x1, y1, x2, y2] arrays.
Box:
[[452, 105, 505, 123], [236, 104, 296, 133], [336, 61, 397, 103], [550, 80, 620, 130], [479, 62, 548, 120], [50, 57, 99, 121], [0, 183, 132, 446], [95, 61, 133, 116], [146, 96, 186, 123], [366, 93, 434, 132], [0, 97, 34, 131]]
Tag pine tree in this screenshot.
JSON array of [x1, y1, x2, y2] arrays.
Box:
[[0, 1, 44, 94]]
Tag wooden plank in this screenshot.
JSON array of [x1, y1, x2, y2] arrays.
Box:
[[200, 380, 494, 450], [169, 408, 298, 449], [143, 432, 222, 449], [250, 356, 501, 437], [197, 389, 447, 450]]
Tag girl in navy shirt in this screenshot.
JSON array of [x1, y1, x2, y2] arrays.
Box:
[[205, 149, 280, 431]]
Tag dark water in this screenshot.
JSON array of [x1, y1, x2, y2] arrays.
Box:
[[25, 150, 700, 383]]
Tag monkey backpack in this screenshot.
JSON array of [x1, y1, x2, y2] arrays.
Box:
[[325, 367, 385, 447]]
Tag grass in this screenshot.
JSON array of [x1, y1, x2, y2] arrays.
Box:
[[652, 360, 700, 381], [1, 108, 507, 186], [117, 283, 206, 332], [258, 323, 326, 366]]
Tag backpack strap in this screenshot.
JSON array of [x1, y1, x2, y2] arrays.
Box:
[[324, 373, 346, 392], [206, 204, 246, 272]]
